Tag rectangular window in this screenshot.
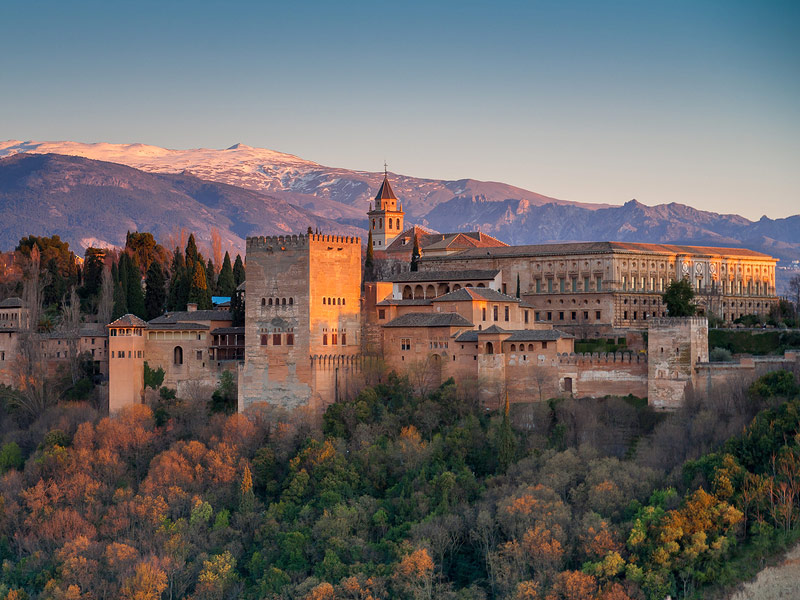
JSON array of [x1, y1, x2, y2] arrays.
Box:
[[493, 306, 498, 321], [196, 350, 203, 360], [597, 277, 602, 292], [622, 276, 626, 291], [548, 279, 553, 293], [273, 334, 281, 345], [401, 338, 411, 351], [378, 309, 386, 319], [584, 276, 590, 292], [524, 310, 529, 324], [286, 334, 294, 346], [547, 311, 552, 321], [341, 333, 346, 345], [572, 277, 578, 292], [502, 283, 507, 294], [583, 311, 588, 320], [504, 306, 509, 321], [536, 279, 541, 293], [482, 307, 486, 321], [261, 334, 268, 346], [559, 278, 565, 293], [559, 311, 564, 320], [596, 310, 601, 320], [542, 341, 548, 349], [111, 351, 115, 358], [332, 334, 338, 345], [624, 311, 628, 320], [571, 311, 576, 320], [633, 311, 637, 320]]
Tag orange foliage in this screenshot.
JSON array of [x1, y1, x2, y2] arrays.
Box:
[[396, 548, 435, 578], [598, 583, 633, 600], [582, 521, 622, 560], [546, 570, 598, 600], [514, 580, 540, 599], [521, 523, 564, 572], [305, 582, 336, 600]]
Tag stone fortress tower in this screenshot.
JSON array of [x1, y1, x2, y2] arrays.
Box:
[[367, 165, 404, 249], [238, 232, 362, 412], [647, 317, 709, 409]]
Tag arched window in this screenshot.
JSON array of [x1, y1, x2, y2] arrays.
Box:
[[403, 285, 413, 299], [379, 218, 383, 228], [173, 346, 183, 365], [388, 219, 392, 230], [289, 297, 293, 305], [281, 298, 286, 305], [372, 219, 376, 229], [486, 342, 494, 355], [528, 344, 534, 351], [510, 344, 516, 352], [268, 298, 273, 306], [396, 218, 400, 229], [323, 334, 328, 345]]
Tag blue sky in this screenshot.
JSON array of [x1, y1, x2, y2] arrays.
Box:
[[1, 0, 798, 219]]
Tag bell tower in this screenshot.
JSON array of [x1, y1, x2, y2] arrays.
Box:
[[367, 164, 404, 249]]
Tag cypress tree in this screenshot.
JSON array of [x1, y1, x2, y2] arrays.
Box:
[[365, 229, 374, 280], [188, 260, 211, 309], [230, 289, 245, 326], [80, 248, 105, 299], [167, 248, 188, 311], [112, 281, 128, 320], [185, 234, 199, 271], [516, 273, 521, 298], [144, 261, 167, 320], [117, 254, 129, 299], [125, 254, 146, 318], [233, 254, 245, 287], [217, 251, 236, 297], [410, 233, 421, 272], [206, 258, 217, 295]]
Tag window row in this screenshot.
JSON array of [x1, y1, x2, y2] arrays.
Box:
[[322, 333, 346, 345], [535, 277, 604, 293], [536, 310, 603, 322], [371, 217, 401, 230], [261, 297, 294, 307], [110, 328, 143, 336], [260, 333, 295, 346], [111, 350, 143, 358], [322, 297, 346, 306]]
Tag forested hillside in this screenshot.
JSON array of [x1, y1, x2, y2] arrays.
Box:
[[0, 370, 799, 599]]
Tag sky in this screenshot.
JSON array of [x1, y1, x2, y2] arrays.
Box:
[[1, 0, 798, 220]]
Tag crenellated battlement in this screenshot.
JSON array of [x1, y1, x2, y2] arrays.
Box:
[[246, 233, 361, 251], [557, 351, 648, 365], [648, 317, 708, 328]]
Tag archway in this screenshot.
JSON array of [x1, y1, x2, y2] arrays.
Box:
[[486, 342, 494, 355], [173, 346, 183, 365]]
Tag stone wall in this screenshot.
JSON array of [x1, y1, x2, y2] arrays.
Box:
[[647, 317, 709, 409]]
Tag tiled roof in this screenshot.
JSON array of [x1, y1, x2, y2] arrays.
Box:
[[212, 327, 245, 334], [147, 322, 210, 331], [384, 227, 507, 254], [108, 314, 148, 328], [426, 241, 774, 260], [383, 312, 474, 328], [376, 299, 433, 306], [375, 175, 397, 201], [79, 323, 107, 336], [149, 310, 232, 324], [0, 297, 24, 308], [455, 328, 572, 342], [432, 287, 519, 303], [389, 269, 500, 283]]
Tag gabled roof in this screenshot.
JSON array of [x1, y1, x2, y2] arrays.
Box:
[[383, 312, 474, 328], [211, 326, 245, 335], [389, 269, 500, 283], [375, 175, 397, 201], [0, 297, 24, 308], [376, 298, 433, 306], [384, 227, 507, 254], [108, 314, 147, 328], [455, 328, 572, 342], [148, 322, 210, 331], [79, 323, 107, 336], [432, 287, 519, 303], [149, 310, 232, 324]]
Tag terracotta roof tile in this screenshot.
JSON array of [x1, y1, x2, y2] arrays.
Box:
[[383, 312, 474, 328]]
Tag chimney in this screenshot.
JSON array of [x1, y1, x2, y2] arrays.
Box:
[[187, 303, 198, 312]]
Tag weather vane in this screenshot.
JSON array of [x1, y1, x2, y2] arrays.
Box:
[[384, 160, 388, 177]]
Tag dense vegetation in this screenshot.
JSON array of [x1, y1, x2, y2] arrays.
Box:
[[0, 368, 798, 600], [708, 330, 800, 356]]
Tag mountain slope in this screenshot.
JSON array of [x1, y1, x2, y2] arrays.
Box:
[[0, 153, 361, 251]]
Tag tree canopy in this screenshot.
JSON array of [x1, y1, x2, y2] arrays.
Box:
[[662, 278, 696, 317]]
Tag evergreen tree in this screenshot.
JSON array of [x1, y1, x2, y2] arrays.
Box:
[[111, 260, 119, 285], [188, 260, 212, 309], [217, 252, 236, 297], [516, 273, 521, 298], [663, 278, 696, 317], [233, 254, 245, 287], [206, 258, 217, 295], [144, 261, 167, 320], [230, 289, 245, 326], [117, 254, 129, 299], [166, 249, 188, 311], [80, 248, 105, 299], [112, 281, 128, 320], [123, 254, 146, 318], [410, 233, 421, 272], [365, 230, 374, 280], [185, 234, 199, 272]]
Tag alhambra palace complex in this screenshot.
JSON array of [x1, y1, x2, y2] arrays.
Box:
[[2, 174, 797, 413]]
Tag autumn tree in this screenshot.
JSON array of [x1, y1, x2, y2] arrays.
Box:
[[188, 261, 211, 309]]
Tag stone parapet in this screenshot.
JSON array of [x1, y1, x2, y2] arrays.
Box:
[[556, 351, 647, 365], [246, 233, 361, 251]]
